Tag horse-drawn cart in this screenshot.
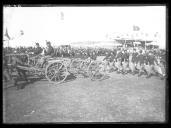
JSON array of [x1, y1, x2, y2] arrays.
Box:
[[5, 53, 108, 85]]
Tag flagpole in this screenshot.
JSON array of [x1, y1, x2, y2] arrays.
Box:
[[8, 39, 9, 53]]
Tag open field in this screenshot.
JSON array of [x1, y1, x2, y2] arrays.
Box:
[[3, 72, 166, 123]]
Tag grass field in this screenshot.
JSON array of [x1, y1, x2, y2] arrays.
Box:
[[3, 71, 166, 123]]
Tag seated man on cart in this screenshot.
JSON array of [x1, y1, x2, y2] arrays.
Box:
[[44, 41, 54, 56], [38, 41, 54, 68], [28, 42, 43, 66], [34, 42, 43, 55]]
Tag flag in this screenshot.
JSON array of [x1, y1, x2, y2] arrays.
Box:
[[20, 30, 24, 35], [154, 32, 158, 37], [60, 12, 64, 20], [4, 28, 11, 40], [133, 25, 140, 31]]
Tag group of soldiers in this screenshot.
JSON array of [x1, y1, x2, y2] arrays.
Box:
[[3, 40, 166, 89], [32, 41, 166, 79], [102, 48, 166, 79]]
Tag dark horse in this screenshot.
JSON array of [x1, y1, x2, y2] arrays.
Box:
[[11, 56, 29, 89]]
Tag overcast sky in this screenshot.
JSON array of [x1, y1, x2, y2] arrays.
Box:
[[3, 6, 166, 48]]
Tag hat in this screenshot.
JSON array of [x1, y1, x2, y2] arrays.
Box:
[[35, 43, 39, 45], [46, 41, 51, 44]]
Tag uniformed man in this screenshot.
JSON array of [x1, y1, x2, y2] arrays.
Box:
[[144, 51, 151, 78], [55, 48, 60, 57], [34, 43, 43, 55], [131, 49, 138, 74], [110, 49, 117, 71], [108, 52, 116, 72], [29, 43, 43, 66], [58, 47, 63, 57], [62, 47, 68, 58], [115, 49, 123, 73], [74, 50, 80, 58], [70, 48, 75, 58], [103, 51, 111, 61], [83, 52, 89, 60], [90, 51, 97, 60], [38, 41, 55, 68], [154, 56, 166, 79], [136, 50, 145, 77], [44, 41, 54, 56], [128, 52, 135, 75], [103, 51, 111, 72], [122, 50, 130, 74]]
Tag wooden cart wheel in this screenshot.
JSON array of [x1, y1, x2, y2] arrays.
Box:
[[88, 61, 107, 81], [45, 61, 68, 84], [42, 61, 49, 69], [79, 60, 91, 77], [28, 57, 35, 66], [69, 59, 82, 75]]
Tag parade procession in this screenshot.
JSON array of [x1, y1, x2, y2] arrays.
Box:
[[3, 6, 167, 123], [3, 33, 167, 89]]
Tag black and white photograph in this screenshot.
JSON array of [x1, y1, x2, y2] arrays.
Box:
[[3, 5, 167, 123]]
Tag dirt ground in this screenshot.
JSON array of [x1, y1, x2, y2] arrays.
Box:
[[3, 71, 166, 123]]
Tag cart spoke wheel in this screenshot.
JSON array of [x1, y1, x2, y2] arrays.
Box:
[[45, 61, 68, 84], [70, 59, 82, 69], [88, 61, 106, 80], [50, 73, 56, 80]]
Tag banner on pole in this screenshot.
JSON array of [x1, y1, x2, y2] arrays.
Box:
[[133, 25, 140, 31], [4, 28, 11, 40]]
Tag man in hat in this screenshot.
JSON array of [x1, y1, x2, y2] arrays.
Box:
[[128, 51, 135, 74], [115, 49, 123, 73], [103, 51, 111, 61], [34, 43, 43, 55], [122, 50, 130, 74], [82, 52, 88, 60], [131, 49, 138, 74], [153, 55, 166, 79], [108, 52, 116, 72], [37, 41, 54, 68], [44, 41, 54, 56], [70, 48, 75, 58], [90, 51, 97, 60], [28, 43, 43, 67], [145, 51, 157, 78], [103, 51, 111, 72], [136, 50, 145, 77]]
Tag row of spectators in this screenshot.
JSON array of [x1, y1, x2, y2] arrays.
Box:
[[3, 42, 166, 60]]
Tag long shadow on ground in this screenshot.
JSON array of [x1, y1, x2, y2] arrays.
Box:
[[4, 77, 44, 90], [63, 73, 77, 84]]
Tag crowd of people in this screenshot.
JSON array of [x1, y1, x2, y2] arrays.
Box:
[[33, 41, 166, 79], [3, 40, 167, 89]]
